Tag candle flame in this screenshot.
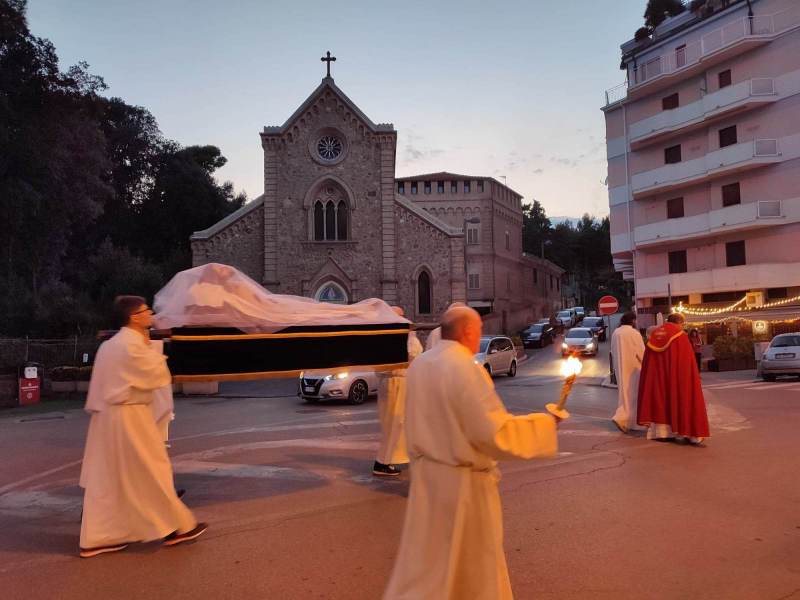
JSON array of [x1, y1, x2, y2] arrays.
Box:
[[560, 355, 583, 378]]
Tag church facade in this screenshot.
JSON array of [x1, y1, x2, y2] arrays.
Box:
[[191, 73, 564, 332]]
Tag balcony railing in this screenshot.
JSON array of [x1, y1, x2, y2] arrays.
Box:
[[631, 138, 781, 197], [604, 5, 800, 106]]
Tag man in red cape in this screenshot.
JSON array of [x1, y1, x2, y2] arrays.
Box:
[[637, 312, 710, 446]]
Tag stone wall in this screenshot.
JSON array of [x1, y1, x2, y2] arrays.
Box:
[[191, 200, 265, 283]]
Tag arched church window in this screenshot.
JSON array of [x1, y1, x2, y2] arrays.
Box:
[[315, 282, 348, 304], [314, 201, 325, 241], [418, 271, 431, 314], [337, 201, 348, 240], [325, 202, 336, 240]]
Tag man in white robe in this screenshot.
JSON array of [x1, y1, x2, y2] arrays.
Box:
[[374, 307, 423, 476], [79, 296, 206, 558], [384, 306, 559, 600], [610, 312, 645, 433]]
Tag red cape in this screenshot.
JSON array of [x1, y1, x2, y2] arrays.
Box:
[[637, 323, 710, 437]]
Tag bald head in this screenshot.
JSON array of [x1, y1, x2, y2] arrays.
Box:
[[442, 306, 482, 353], [667, 312, 685, 325]]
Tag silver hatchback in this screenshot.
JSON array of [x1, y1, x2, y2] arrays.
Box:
[[298, 369, 378, 404], [475, 336, 518, 377], [758, 333, 800, 381]]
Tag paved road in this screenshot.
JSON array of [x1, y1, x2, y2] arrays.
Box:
[[1, 337, 799, 600]]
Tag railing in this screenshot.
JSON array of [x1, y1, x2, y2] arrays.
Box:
[[604, 5, 800, 105], [757, 200, 782, 218], [605, 82, 628, 106]]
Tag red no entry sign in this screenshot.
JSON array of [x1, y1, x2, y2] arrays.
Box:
[[598, 295, 619, 316]]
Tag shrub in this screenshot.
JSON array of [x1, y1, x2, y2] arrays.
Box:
[[50, 366, 79, 381], [635, 26, 652, 42], [712, 335, 754, 360]]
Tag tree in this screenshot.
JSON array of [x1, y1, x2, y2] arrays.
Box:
[[644, 0, 686, 31], [522, 200, 552, 257]]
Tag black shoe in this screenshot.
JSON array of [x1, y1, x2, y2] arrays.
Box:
[[176, 488, 186, 499], [372, 461, 401, 477], [163, 522, 208, 547]]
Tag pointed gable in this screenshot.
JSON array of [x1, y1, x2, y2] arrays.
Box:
[[261, 77, 394, 139]]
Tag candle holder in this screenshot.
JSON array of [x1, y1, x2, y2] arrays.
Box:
[[546, 355, 583, 420]]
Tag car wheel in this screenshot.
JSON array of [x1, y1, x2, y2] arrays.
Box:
[[508, 360, 517, 377], [762, 374, 776, 382], [348, 379, 369, 405], [484, 364, 493, 377]]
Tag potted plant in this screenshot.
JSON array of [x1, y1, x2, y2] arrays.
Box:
[[76, 366, 93, 392], [50, 366, 78, 392], [711, 335, 756, 371]]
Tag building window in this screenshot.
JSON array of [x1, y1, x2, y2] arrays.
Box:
[[550, 275, 554, 290], [505, 231, 510, 250], [533, 268, 538, 284], [468, 273, 480, 289], [314, 199, 348, 241], [675, 44, 687, 68], [718, 69, 732, 89], [556, 278, 560, 291], [719, 125, 737, 148], [436, 181, 444, 194], [702, 291, 744, 303], [467, 226, 479, 245], [722, 182, 741, 207], [477, 180, 484, 193], [450, 181, 457, 193], [411, 182, 418, 195], [463, 181, 471, 193], [424, 181, 432, 195], [768, 287, 788, 300], [667, 197, 684, 219], [662, 93, 679, 110], [726, 241, 746, 267], [668, 250, 687, 274], [397, 182, 405, 194], [664, 144, 682, 164], [315, 282, 348, 304], [417, 271, 432, 314]]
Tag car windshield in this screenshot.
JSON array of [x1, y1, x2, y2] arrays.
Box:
[[583, 318, 601, 326], [566, 329, 591, 339], [526, 325, 544, 333], [772, 335, 800, 347], [479, 338, 491, 352], [558, 311, 571, 317]]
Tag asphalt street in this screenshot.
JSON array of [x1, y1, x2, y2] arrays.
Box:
[[0, 334, 799, 600]]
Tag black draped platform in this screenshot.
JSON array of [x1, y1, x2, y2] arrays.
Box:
[[164, 323, 411, 381]]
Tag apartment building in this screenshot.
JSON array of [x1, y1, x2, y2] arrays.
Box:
[[603, 0, 800, 335], [396, 172, 564, 332]]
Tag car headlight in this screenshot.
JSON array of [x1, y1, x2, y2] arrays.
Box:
[[299, 371, 304, 379], [586, 342, 594, 350], [562, 342, 568, 349], [335, 372, 348, 380], [323, 374, 333, 381]]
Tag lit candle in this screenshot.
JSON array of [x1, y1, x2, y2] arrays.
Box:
[[546, 356, 583, 420]]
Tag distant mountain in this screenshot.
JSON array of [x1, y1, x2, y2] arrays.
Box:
[[548, 216, 582, 228]]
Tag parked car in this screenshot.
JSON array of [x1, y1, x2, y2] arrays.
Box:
[[298, 369, 378, 404], [556, 309, 576, 328], [475, 335, 517, 377], [574, 306, 586, 322], [521, 323, 555, 348], [581, 316, 607, 342], [561, 327, 599, 357], [757, 333, 800, 381]]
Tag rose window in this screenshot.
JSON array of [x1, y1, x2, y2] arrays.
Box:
[[317, 136, 343, 161]]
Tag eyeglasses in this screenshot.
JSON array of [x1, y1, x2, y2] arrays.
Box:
[[131, 307, 153, 316]]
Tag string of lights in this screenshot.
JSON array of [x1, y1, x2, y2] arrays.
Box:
[[672, 293, 800, 316]]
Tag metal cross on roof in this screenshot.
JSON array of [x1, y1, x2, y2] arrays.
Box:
[[321, 51, 336, 77]]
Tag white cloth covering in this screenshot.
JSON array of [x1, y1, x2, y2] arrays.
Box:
[[611, 324, 645, 432], [79, 327, 196, 549], [383, 340, 558, 600], [376, 332, 423, 465], [424, 326, 441, 351], [153, 263, 408, 332]]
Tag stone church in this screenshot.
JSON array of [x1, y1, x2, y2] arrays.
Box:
[[191, 61, 564, 332]]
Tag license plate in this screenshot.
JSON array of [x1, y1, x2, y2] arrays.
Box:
[[303, 386, 315, 393], [776, 353, 796, 359]]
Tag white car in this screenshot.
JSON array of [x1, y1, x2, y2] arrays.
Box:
[[758, 333, 800, 381], [298, 369, 378, 404], [475, 335, 517, 377], [556, 309, 576, 328], [561, 327, 599, 357]]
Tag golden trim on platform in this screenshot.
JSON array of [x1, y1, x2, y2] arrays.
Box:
[[170, 328, 410, 342], [172, 361, 410, 383]]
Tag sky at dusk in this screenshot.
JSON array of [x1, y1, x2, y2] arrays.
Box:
[[27, 0, 645, 219]]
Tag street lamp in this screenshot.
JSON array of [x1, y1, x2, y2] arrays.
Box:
[[463, 217, 481, 299]]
